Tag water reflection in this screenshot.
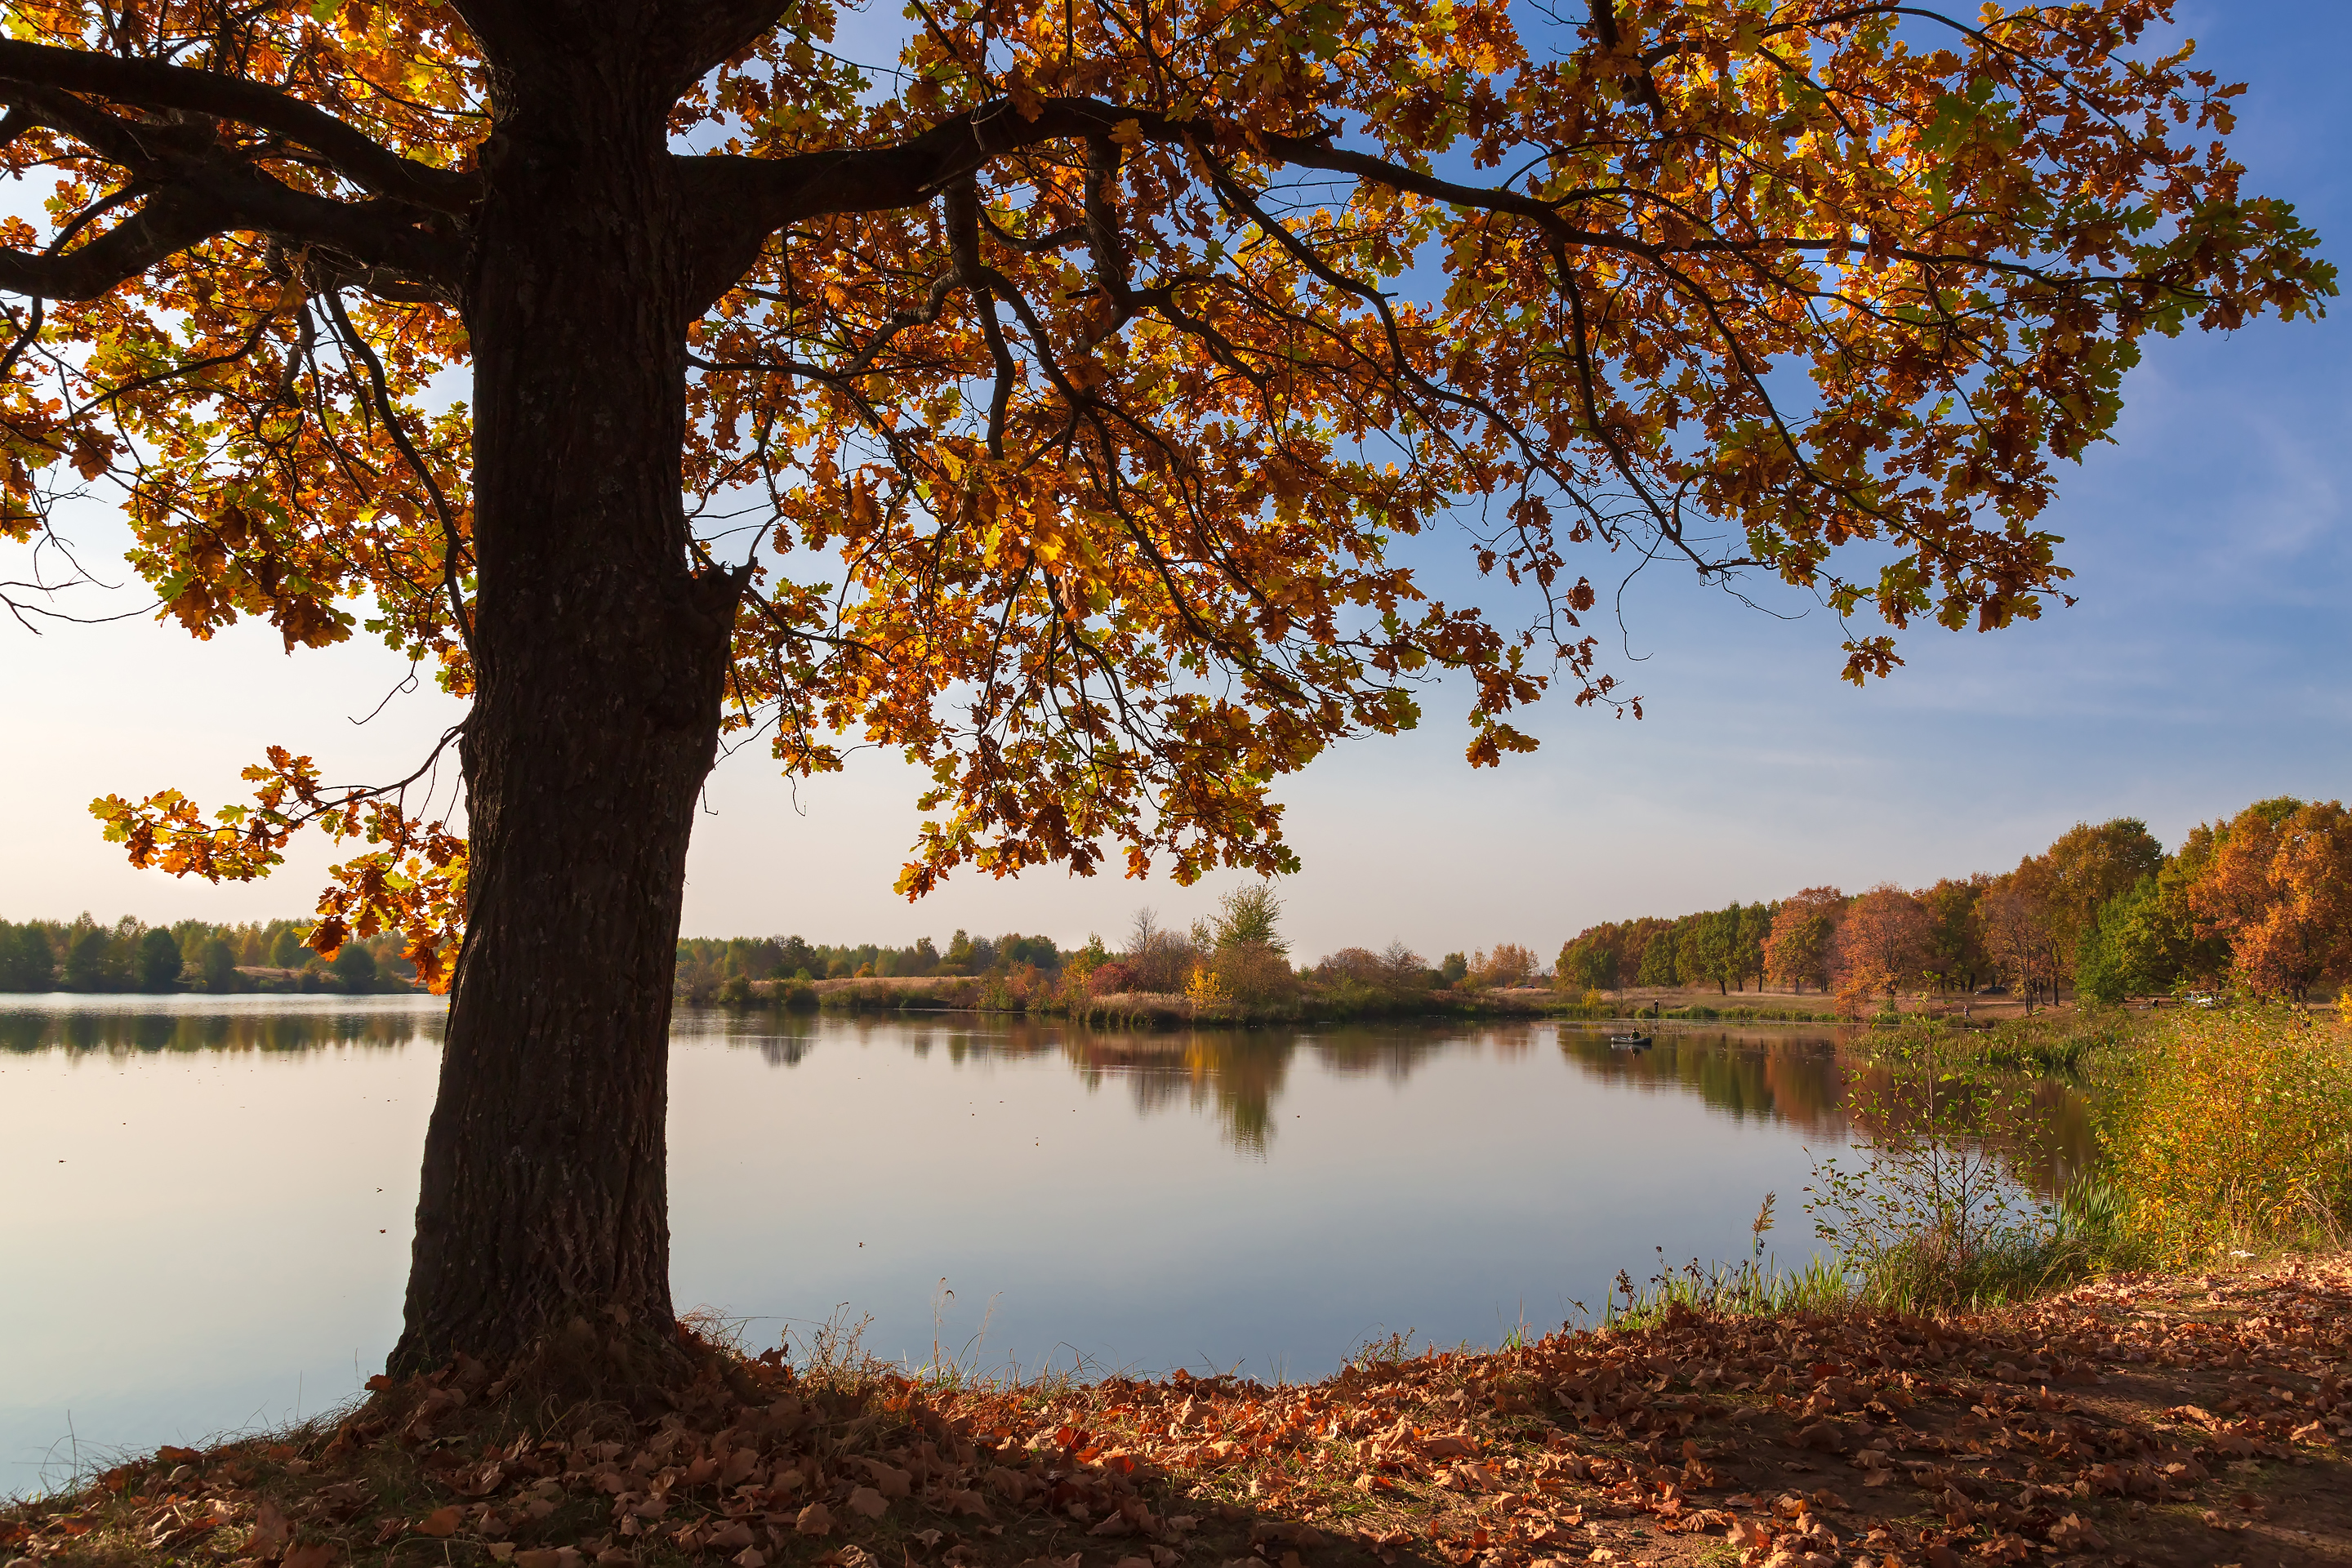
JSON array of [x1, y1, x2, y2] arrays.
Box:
[[0, 995, 443, 1057], [1, 997, 2095, 1185], [674, 1010, 2094, 1184]]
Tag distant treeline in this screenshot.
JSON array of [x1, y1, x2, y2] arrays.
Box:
[[674, 929, 1067, 996], [1559, 796, 2352, 1006], [0, 915, 414, 995], [678, 887, 1563, 1023]]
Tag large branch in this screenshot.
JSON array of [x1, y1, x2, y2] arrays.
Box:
[[0, 161, 459, 301], [679, 96, 1638, 304], [0, 39, 477, 212]]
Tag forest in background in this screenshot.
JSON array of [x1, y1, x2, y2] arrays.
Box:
[[1559, 796, 2352, 1008], [8, 795, 2345, 1008], [0, 915, 413, 994]]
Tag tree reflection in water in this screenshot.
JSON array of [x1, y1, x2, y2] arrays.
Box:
[[686, 1013, 2094, 1184], [0, 1000, 441, 1056], [7, 1002, 2095, 1195]]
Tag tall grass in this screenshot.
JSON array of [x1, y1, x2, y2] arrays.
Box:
[[1597, 1252, 1855, 1328], [2100, 1003, 2352, 1265]]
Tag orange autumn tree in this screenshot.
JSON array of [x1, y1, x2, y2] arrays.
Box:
[[1832, 882, 1929, 1002], [1, 1, 2330, 1378], [2188, 799, 2352, 1000], [1764, 885, 1846, 995]]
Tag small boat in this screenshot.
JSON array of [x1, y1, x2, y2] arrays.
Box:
[[1607, 1033, 1653, 1049]]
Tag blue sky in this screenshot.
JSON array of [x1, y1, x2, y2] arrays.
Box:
[[4, 1, 2347, 964]]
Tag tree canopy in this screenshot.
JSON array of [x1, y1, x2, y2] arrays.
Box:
[[0, 0, 2325, 982]]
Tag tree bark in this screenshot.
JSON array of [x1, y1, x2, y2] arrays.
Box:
[[390, 58, 741, 1374]]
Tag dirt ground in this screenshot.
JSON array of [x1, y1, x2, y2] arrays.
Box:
[[7, 1258, 2345, 1568]]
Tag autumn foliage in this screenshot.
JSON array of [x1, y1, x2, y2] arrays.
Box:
[[1557, 801, 2352, 1006], [0, 0, 2327, 965]]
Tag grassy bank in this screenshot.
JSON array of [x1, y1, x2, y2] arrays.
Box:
[[1800, 1000, 2352, 1315]]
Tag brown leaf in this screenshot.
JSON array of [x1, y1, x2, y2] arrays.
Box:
[[795, 1503, 835, 1536], [862, 1460, 912, 1499], [251, 1499, 294, 1557], [514, 1551, 563, 1568], [283, 1544, 338, 1568], [416, 1506, 465, 1539], [846, 1486, 887, 1520], [733, 1550, 765, 1568]]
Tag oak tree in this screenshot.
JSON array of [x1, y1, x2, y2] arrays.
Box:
[[1832, 881, 1927, 1000], [1763, 884, 1843, 993], [2, 0, 2329, 1379]]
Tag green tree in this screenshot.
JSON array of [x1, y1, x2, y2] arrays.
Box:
[[2042, 817, 2167, 978], [268, 926, 307, 969], [1438, 951, 1469, 987], [1735, 902, 1775, 992], [1636, 927, 1680, 988], [1212, 884, 1286, 956], [1920, 876, 1988, 994], [2074, 875, 2194, 1003], [332, 942, 380, 992], [136, 927, 183, 991], [63, 926, 115, 991], [1556, 924, 1620, 991], [10, 924, 56, 991], [199, 936, 239, 993]]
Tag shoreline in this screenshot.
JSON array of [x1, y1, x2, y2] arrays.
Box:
[[10, 1252, 2344, 1566]]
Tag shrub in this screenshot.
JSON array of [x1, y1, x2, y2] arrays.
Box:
[[1209, 939, 1296, 1009], [2101, 1004, 2352, 1264], [1086, 960, 1139, 996]]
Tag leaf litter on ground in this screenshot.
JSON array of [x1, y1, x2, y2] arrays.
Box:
[[5, 1255, 2347, 1568]]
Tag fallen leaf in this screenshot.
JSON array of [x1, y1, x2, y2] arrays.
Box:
[[2049, 1513, 2107, 1552], [251, 1499, 294, 1557], [514, 1551, 563, 1568], [733, 1551, 765, 1568], [283, 1544, 337, 1568], [796, 1504, 835, 1536], [416, 1506, 465, 1539], [864, 1460, 913, 1499], [846, 1486, 887, 1520]]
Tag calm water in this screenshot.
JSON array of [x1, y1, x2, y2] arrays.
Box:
[[0, 995, 2087, 1494]]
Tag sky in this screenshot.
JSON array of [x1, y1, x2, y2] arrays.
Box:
[[3, 1, 2348, 965]]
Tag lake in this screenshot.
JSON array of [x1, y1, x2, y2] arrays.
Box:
[[0, 994, 2088, 1496]]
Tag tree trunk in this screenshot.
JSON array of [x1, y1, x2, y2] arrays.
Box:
[[390, 66, 741, 1375]]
